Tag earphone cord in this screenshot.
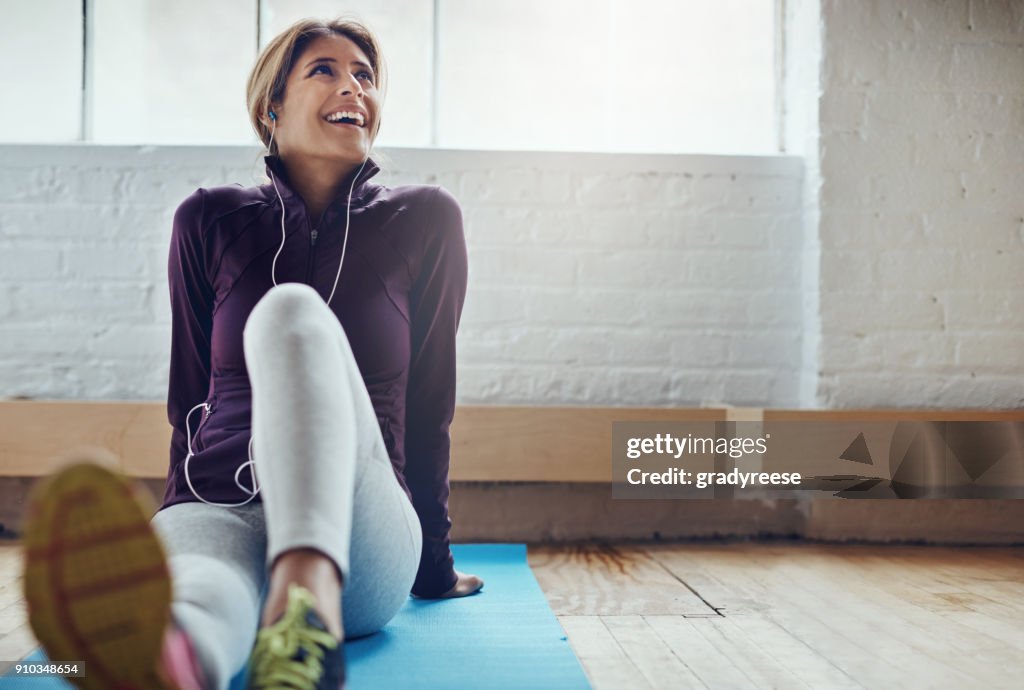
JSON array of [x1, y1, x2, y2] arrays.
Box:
[[183, 401, 261, 508], [181, 115, 370, 508], [267, 117, 368, 309]]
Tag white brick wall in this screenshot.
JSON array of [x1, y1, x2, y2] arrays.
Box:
[[1, 0, 1020, 409], [813, 0, 1024, 407], [0, 146, 803, 405]]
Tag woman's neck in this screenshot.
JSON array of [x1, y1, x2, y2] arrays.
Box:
[[280, 155, 362, 224]]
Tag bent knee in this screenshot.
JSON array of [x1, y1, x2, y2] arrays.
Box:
[[341, 578, 411, 639], [245, 283, 321, 330], [243, 283, 330, 345]]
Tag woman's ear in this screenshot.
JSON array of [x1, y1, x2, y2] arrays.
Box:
[[263, 104, 281, 128]]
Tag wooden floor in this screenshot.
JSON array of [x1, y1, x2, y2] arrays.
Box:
[[2, 541, 1023, 688]]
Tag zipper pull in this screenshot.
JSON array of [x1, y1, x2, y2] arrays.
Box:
[[311, 228, 318, 246]]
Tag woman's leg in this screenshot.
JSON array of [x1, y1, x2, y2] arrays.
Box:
[[150, 501, 267, 690], [242, 282, 422, 639]]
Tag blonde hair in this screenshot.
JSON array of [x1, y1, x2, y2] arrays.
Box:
[[246, 17, 387, 157]]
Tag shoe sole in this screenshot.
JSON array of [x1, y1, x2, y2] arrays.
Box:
[[22, 458, 178, 690]]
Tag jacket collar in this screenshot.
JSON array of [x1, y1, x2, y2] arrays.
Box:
[[263, 154, 382, 211]]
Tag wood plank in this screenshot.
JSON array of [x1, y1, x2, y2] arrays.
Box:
[[557, 616, 653, 690], [642, 545, 776, 616], [0, 401, 166, 477], [642, 543, 766, 616], [0, 544, 34, 671], [871, 546, 1024, 614], [739, 545, 1009, 684], [688, 613, 863, 689], [529, 543, 715, 616], [673, 615, 817, 689], [452, 405, 725, 482], [0, 622, 37, 674], [600, 616, 706, 689], [642, 615, 753, 689], [821, 546, 1024, 655], [652, 544, 912, 688], [0, 401, 728, 481]]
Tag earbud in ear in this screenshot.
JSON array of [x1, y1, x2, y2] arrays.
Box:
[[269, 110, 277, 121]]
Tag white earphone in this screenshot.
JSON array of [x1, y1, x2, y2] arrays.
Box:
[[266, 108, 369, 307], [182, 106, 370, 508]]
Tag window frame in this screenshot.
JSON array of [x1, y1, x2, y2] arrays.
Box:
[[67, 0, 783, 153]]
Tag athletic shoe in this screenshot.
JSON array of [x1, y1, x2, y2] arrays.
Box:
[[160, 619, 210, 690], [21, 457, 206, 690], [246, 583, 346, 689]]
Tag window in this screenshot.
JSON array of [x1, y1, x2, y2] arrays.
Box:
[[437, 0, 777, 154], [1, 0, 82, 143], [89, 0, 255, 144], [1, 0, 778, 154]]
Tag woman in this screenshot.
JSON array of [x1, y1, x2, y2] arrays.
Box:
[[23, 16, 482, 690]]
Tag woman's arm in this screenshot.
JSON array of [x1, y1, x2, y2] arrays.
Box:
[[404, 186, 469, 598], [166, 189, 215, 485]]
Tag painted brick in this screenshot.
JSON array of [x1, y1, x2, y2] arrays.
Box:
[[0, 244, 62, 282], [576, 250, 695, 289], [952, 43, 1024, 93], [62, 242, 153, 281], [968, 0, 1024, 37], [524, 288, 648, 327], [470, 246, 579, 287], [942, 290, 1024, 329], [955, 332, 1024, 370], [7, 282, 154, 323]]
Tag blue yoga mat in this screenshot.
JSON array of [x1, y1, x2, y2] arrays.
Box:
[[3, 544, 591, 689]]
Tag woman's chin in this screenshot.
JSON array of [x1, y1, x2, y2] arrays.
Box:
[[316, 144, 369, 166]]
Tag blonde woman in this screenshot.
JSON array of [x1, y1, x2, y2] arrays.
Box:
[[24, 16, 482, 690]]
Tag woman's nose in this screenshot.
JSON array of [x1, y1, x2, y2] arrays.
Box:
[[337, 76, 363, 97]]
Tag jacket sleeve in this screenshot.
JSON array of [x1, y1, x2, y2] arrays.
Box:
[[165, 188, 215, 495], [405, 186, 469, 597]]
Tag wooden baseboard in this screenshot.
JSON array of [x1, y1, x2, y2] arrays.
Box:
[[0, 400, 729, 481], [2, 400, 1022, 481]]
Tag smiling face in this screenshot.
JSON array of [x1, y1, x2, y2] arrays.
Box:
[[268, 33, 380, 168]]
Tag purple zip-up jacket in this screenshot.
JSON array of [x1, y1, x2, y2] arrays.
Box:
[[160, 154, 467, 597]]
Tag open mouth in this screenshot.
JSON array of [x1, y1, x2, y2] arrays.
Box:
[[324, 111, 366, 128]]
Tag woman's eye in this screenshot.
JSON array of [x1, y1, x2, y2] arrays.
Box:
[[357, 70, 374, 83], [310, 64, 331, 76]]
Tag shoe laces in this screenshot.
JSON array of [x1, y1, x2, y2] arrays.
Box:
[[249, 583, 339, 690]]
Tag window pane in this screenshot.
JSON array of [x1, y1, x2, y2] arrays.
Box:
[[261, 0, 433, 147], [90, 0, 256, 144], [438, 0, 776, 154], [607, 0, 776, 154], [0, 0, 82, 143]]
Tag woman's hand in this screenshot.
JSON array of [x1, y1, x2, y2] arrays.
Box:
[[438, 570, 484, 598]]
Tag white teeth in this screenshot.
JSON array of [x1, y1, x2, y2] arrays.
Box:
[[325, 111, 365, 126]]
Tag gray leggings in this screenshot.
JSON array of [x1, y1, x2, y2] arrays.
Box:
[[151, 283, 423, 690]]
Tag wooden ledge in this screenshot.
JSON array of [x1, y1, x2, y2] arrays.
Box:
[[1, 400, 1021, 481], [0, 401, 726, 481]]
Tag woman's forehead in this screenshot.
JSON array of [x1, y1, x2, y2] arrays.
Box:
[[298, 34, 371, 69]]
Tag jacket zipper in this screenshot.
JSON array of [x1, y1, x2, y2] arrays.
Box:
[[305, 175, 358, 285], [307, 228, 318, 282], [194, 399, 216, 453]]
